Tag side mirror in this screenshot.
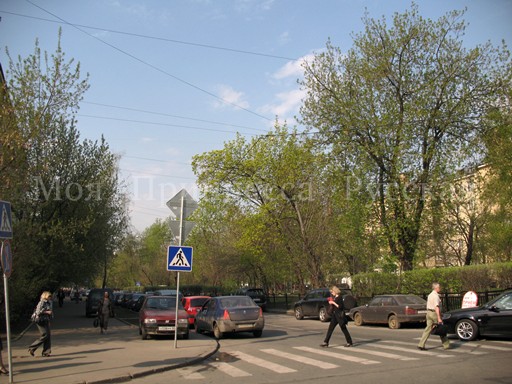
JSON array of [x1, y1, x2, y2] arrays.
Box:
[[489, 305, 500, 313]]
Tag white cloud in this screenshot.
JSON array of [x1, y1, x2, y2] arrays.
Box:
[[273, 53, 317, 80], [278, 31, 291, 45], [260, 88, 306, 120], [213, 85, 250, 110]]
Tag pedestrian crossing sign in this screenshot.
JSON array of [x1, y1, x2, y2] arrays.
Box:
[[167, 246, 193, 272], [0, 201, 13, 239]]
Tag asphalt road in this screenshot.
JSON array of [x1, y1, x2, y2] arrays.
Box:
[[125, 312, 512, 384]]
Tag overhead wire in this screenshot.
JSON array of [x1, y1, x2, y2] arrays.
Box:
[[24, 0, 274, 122]]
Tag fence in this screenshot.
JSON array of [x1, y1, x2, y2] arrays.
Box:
[[266, 289, 507, 312]]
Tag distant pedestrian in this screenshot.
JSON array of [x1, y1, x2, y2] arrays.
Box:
[[57, 288, 65, 307], [320, 285, 353, 348], [418, 282, 450, 350], [28, 291, 53, 357], [0, 333, 8, 375], [98, 291, 114, 334]]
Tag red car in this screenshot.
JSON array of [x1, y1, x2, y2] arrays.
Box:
[[182, 296, 211, 327], [138, 295, 189, 340]]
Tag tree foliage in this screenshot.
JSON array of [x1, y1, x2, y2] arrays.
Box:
[[299, 4, 510, 270]]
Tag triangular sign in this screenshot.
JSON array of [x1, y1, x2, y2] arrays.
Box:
[[0, 206, 12, 233], [168, 248, 190, 268]]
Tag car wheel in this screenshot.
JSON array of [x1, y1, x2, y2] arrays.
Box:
[[353, 312, 364, 326], [294, 306, 304, 320], [141, 327, 148, 340], [182, 332, 189, 340], [213, 323, 223, 339], [388, 315, 401, 329], [138, 325, 142, 335], [319, 306, 329, 322], [253, 330, 262, 338], [456, 319, 478, 341]]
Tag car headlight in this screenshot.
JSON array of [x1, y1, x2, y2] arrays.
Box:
[[177, 318, 188, 324], [144, 318, 157, 324], [442, 313, 451, 320]]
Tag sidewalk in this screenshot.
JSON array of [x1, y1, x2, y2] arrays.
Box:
[[7, 299, 218, 384]]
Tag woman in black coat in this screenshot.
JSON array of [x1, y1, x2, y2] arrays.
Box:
[[320, 285, 353, 347], [28, 291, 53, 357]]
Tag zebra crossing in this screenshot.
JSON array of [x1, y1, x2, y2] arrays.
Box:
[[176, 339, 512, 380]]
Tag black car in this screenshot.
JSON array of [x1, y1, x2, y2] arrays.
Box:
[[442, 290, 512, 341], [294, 287, 357, 322], [234, 287, 267, 311]]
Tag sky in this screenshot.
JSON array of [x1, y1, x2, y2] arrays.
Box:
[[1, 0, 511, 233]]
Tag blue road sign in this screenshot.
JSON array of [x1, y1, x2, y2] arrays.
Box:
[[0, 200, 13, 239], [167, 246, 193, 272]]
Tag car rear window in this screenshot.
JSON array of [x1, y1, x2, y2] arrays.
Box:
[[145, 297, 183, 310], [190, 298, 209, 307], [220, 296, 256, 308], [395, 295, 426, 305], [247, 289, 264, 295]]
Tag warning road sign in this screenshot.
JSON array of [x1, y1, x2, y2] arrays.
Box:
[[167, 246, 193, 272]]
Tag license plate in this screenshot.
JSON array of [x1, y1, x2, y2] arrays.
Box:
[[418, 310, 427, 314], [158, 326, 175, 331], [238, 324, 253, 329]]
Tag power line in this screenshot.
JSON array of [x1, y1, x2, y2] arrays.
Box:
[[0, 10, 297, 61], [82, 101, 269, 133], [24, 0, 274, 122]]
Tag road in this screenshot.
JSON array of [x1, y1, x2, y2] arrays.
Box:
[[119, 311, 512, 384]]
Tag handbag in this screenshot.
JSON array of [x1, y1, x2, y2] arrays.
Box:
[[93, 317, 99, 328], [30, 310, 39, 323], [431, 323, 448, 337]]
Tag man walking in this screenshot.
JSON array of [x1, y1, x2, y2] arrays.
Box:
[[418, 282, 449, 350]]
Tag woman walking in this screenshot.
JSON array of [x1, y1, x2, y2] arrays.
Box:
[[98, 291, 114, 334], [28, 291, 53, 357], [320, 285, 353, 347]]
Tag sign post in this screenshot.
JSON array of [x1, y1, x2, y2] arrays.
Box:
[[0, 200, 13, 383], [166, 190, 197, 348]]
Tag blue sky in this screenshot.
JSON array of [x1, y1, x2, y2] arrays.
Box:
[[1, 0, 511, 233]]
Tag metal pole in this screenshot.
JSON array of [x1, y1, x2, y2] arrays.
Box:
[[173, 194, 185, 349], [2, 242, 13, 383]]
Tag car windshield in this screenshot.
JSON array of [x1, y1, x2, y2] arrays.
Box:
[[145, 297, 182, 310], [395, 295, 426, 305], [220, 296, 256, 308]]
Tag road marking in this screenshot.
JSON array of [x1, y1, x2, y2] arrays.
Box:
[[295, 346, 380, 365], [335, 345, 419, 361], [261, 348, 338, 369], [230, 351, 296, 373], [372, 343, 455, 357], [382, 340, 487, 355], [210, 361, 252, 377], [176, 367, 205, 379]]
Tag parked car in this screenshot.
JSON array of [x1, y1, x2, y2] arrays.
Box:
[[234, 287, 267, 311], [182, 296, 211, 328], [120, 293, 133, 308], [294, 287, 357, 322], [129, 293, 146, 312], [85, 288, 114, 317], [442, 290, 512, 341], [138, 295, 189, 340], [348, 294, 427, 329], [195, 296, 264, 339], [113, 292, 124, 306], [154, 289, 183, 299]]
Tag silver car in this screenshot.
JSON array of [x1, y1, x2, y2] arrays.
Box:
[[195, 296, 264, 339]]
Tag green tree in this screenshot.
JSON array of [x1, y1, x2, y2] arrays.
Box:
[[299, 4, 510, 270], [1, 31, 128, 318]]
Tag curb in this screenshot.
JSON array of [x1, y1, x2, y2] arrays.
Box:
[[86, 339, 220, 384]]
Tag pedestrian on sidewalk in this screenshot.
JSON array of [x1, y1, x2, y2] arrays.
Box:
[[320, 285, 353, 348], [28, 291, 53, 357], [98, 291, 114, 334], [417, 282, 450, 351]]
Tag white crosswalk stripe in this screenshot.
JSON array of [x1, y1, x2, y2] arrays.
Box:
[[261, 348, 338, 369], [176, 366, 205, 380], [295, 346, 380, 365], [335, 345, 420, 361], [230, 350, 297, 373], [371, 343, 455, 358], [210, 361, 252, 377], [383, 340, 488, 355]]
